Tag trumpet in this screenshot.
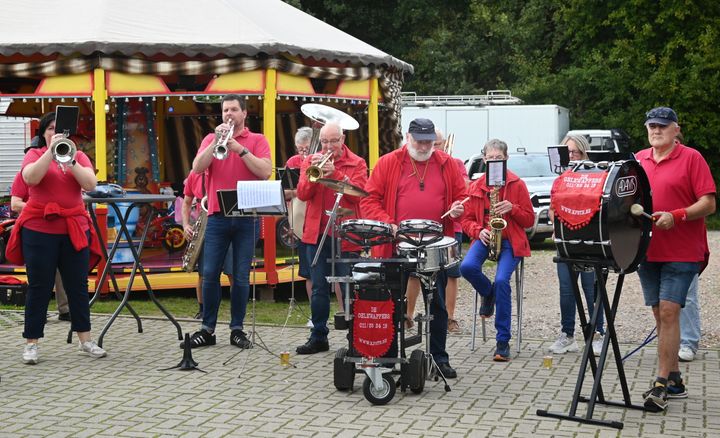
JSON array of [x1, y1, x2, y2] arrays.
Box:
[[50, 134, 77, 174], [306, 151, 334, 182], [213, 120, 234, 160]]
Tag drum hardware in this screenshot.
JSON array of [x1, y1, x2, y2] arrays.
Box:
[[397, 237, 461, 273], [315, 178, 369, 197], [396, 219, 443, 247]]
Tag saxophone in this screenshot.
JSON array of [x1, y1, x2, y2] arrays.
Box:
[[181, 196, 209, 273], [487, 186, 507, 262]]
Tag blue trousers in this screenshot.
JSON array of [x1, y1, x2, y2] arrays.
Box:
[[22, 228, 91, 339], [201, 214, 259, 332], [680, 274, 700, 352], [460, 239, 520, 343], [305, 238, 352, 342], [557, 263, 604, 337]]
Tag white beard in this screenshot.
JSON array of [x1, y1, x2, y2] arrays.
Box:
[[408, 144, 433, 162]]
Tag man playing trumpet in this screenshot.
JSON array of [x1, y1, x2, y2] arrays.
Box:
[[183, 94, 272, 350], [295, 122, 367, 354]]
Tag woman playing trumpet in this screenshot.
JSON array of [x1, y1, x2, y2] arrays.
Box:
[[6, 111, 105, 364]]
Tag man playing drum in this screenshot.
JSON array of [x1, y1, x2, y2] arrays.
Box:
[[360, 118, 466, 378], [635, 107, 716, 412], [295, 122, 367, 354]]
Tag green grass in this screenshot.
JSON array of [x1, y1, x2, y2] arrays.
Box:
[[0, 288, 340, 327]]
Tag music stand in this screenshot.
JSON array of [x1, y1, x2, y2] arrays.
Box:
[[216, 182, 293, 371], [547, 145, 570, 174]]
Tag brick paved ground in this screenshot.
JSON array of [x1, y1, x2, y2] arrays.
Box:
[[0, 312, 718, 437]]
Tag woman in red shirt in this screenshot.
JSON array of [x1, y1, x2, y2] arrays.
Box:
[[11, 111, 105, 364]]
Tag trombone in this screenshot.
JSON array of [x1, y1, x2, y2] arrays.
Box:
[[444, 133, 455, 155], [213, 120, 234, 160], [306, 151, 334, 182]]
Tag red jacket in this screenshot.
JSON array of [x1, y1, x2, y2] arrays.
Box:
[[6, 199, 102, 270], [361, 146, 467, 258], [297, 144, 368, 251], [461, 170, 534, 258]]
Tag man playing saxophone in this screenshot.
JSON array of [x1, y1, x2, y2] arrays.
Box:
[[459, 139, 534, 361], [183, 94, 272, 349]]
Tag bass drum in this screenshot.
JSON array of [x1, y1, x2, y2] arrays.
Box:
[[553, 160, 652, 273]]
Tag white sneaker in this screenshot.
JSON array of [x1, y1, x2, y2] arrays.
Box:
[[549, 333, 579, 354], [678, 345, 696, 362], [592, 332, 604, 357], [23, 343, 38, 364], [79, 340, 107, 358], [305, 319, 314, 328]]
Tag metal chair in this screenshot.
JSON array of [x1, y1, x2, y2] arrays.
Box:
[[470, 258, 525, 353]]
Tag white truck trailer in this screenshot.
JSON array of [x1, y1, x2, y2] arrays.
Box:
[[400, 91, 570, 164]]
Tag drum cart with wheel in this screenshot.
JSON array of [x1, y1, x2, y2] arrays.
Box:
[[331, 219, 459, 405]]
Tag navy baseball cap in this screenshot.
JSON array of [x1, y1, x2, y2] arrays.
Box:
[[645, 107, 678, 126], [408, 118, 437, 141]]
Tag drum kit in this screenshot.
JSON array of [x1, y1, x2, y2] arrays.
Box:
[[330, 217, 460, 405]]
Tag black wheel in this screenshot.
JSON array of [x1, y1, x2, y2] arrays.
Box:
[[276, 217, 298, 249], [408, 349, 426, 394], [333, 348, 355, 391], [162, 224, 187, 252], [362, 374, 396, 405]]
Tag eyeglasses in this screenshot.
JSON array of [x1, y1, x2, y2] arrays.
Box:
[[320, 138, 342, 145], [568, 149, 582, 156], [484, 155, 505, 161]]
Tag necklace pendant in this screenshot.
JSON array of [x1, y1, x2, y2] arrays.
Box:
[[419, 181, 424, 191]]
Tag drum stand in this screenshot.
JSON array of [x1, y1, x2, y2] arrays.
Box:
[[416, 270, 451, 393], [536, 258, 654, 429], [281, 227, 310, 335]]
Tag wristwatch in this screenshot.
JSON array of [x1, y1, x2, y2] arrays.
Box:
[[239, 148, 249, 157]]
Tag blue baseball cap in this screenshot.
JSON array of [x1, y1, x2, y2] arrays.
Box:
[[408, 118, 437, 141], [645, 107, 678, 126]]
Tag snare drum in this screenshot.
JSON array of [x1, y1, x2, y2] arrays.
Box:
[[396, 219, 443, 246], [398, 236, 461, 273], [552, 160, 652, 272], [340, 219, 394, 248]]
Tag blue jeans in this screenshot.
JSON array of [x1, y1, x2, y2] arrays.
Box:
[[305, 239, 352, 342], [460, 239, 520, 343], [557, 263, 604, 337], [22, 228, 91, 339], [201, 214, 259, 332], [680, 274, 700, 352]]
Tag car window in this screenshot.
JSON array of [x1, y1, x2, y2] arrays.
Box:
[[507, 155, 555, 178]]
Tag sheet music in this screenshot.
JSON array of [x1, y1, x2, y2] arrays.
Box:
[[236, 180, 283, 209], [487, 161, 505, 186]]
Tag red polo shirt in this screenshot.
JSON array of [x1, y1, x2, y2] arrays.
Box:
[[636, 142, 716, 262]]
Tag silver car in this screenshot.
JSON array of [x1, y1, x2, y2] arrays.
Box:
[[466, 152, 557, 242]]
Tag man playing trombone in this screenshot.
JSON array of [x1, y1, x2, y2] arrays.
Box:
[[295, 122, 367, 354], [182, 94, 272, 350]]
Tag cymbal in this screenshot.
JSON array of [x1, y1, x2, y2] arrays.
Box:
[[301, 103, 360, 131], [316, 178, 369, 197], [337, 207, 355, 217]]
